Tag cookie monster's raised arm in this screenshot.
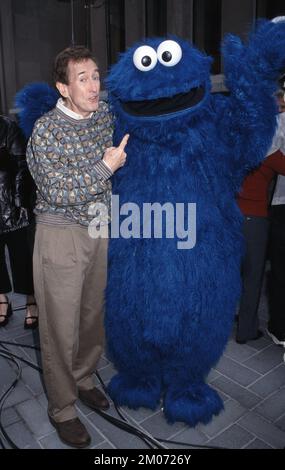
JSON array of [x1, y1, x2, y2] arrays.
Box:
[[218, 18, 285, 180], [15, 82, 59, 139]]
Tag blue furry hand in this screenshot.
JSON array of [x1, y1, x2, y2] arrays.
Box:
[[249, 18, 285, 75], [223, 18, 285, 83]]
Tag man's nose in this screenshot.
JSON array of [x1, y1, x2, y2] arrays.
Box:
[[90, 80, 99, 93]]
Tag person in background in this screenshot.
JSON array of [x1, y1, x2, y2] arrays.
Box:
[[0, 115, 37, 329], [236, 88, 285, 344], [267, 83, 285, 347], [26, 46, 128, 448]]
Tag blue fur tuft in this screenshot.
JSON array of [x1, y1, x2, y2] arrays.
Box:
[[15, 82, 58, 138], [107, 373, 161, 410], [164, 383, 224, 426]]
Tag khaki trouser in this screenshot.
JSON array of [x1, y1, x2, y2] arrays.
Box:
[[33, 223, 108, 422]]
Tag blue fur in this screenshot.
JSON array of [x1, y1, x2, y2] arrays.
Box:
[[164, 382, 224, 425], [14, 82, 59, 138], [105, 22, 285, 426], [108, 373, 161, 410]]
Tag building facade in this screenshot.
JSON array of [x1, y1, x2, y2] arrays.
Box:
[[0, 0, 284, 115]]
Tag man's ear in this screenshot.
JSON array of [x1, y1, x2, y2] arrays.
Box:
[[56, 82, 68, 98]]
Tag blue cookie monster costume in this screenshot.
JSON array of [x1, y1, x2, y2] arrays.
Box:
[[105, 19, 285, 426]]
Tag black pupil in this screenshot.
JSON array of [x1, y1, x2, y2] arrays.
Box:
[[142, 56, 151, 67], [162, 51, 172, 62]]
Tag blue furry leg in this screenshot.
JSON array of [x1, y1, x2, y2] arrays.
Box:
[[164, 381, 224, 426], [107, 372, 161, 410]]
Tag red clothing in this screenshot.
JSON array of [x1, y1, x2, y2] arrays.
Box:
[[237, 150, 285, 217]]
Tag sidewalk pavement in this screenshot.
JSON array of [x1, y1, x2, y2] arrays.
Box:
[[0, 284, 285, 450]]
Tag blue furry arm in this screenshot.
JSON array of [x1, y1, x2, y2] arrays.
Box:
[[220, 19, 285, 180], [15, 83, 59, 139], [26, 118, 112, 207]]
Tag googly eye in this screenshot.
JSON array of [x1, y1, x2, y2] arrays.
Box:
[[133, 45, 158, 71], [157, 40, 182, 67]]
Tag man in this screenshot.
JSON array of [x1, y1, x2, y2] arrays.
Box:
[[26, 46, 128, 448]]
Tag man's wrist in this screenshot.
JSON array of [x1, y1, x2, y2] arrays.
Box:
[[102, 160, 114, 174], [95, 160, 113, 181]]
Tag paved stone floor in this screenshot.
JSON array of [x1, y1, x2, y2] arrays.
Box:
[[0, 281, 285, 450]]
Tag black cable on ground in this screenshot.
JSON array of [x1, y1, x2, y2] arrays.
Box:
[[93, 408, 166, 449], [96, 371, 128, 422], [0, 346, 42, 372], [95, 371, 166, 449], [0, 339, 40, 351], [156, 437, 226, 450], [0, 346, 22, 449], [95, 371, 227, 450], [0, 339, 230, 450], [0, 339, 42, 449], [0, 341, 160, 449]]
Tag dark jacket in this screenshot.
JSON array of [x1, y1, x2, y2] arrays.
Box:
[[0, 115, 35, 234]]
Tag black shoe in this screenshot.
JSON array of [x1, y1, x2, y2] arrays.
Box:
[[236, 330, 263, 345], [49, 415, 91, 448], [0, 302, 12, 328], [266, 328, 285, 347]]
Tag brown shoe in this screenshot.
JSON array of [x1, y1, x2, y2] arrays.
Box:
[[49, 416, 91, 448], [78, 387, 110, 411]]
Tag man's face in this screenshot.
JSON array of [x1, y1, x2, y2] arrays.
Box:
[[56, 59, 100, 117]]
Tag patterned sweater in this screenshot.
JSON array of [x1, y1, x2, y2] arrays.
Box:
[[26, 101, 113, 226]]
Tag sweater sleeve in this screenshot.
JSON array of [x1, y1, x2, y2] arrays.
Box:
[[26, 117, 113, 207]]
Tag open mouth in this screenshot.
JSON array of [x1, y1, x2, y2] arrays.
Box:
[[121, 86, 205, 117]]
